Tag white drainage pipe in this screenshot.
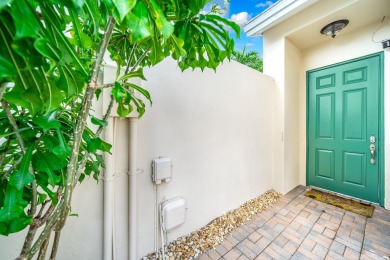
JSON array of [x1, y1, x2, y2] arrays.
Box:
[[129, 118, 138, 260], [104, 117, 115, 260]]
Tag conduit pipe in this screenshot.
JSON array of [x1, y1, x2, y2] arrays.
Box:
[[104, 117, 115, 260], [129, 118, 138, 260]]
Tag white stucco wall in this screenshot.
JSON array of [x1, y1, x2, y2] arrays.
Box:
[[284, 39, 302, 192], [263, 33, 285, 193], [135, 59, 276, 257], [0, 59, 277, 259]]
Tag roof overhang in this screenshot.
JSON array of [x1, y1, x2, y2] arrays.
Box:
[[244, 0, 319, 37]]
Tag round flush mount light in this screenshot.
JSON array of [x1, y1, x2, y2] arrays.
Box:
[[320, 19, 349, 38]]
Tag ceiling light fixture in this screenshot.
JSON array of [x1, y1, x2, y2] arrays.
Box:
[[320, 19, 349, 38]]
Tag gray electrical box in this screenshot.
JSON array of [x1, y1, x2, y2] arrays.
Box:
[[152, 157, 172, 184]]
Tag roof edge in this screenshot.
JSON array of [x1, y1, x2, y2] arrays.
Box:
[[244, 0, 319, 36]]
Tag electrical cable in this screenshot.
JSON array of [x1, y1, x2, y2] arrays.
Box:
[[372, 16, 386, 43], [159, 203, 166, 260]]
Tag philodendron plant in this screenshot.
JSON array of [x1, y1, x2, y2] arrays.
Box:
[[0, 0, 239, 259]]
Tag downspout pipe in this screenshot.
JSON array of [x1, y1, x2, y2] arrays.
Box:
[[129, 117, 138, 260], [104, 117, 115, 260]]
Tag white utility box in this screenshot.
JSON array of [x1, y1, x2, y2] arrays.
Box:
[[152, 157, 172, 184], [161, 197, 186, 232]]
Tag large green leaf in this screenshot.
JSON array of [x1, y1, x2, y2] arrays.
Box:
[[91, 116, 108, 126], [146, 0, 174, 40], [34, 38, 63, 62], [0, 187, 25, 222], [42, 78, 66, 113], [10, 0, 41, 39], [203, 14, 240, 38], [52, 129, 71, 158], [9, 145, 35, 190], [58, 66, 85, 97], [82, 133, 112, 153], [0, 56, 17, 79], [0, 185, 30, 235], [0, 0, 13, 11], [32, 152, 67, 187], [111, 82, 128, 102], [118, 67, 146, 81], [32, 111, 61, 132], [123, 82, 152, 105], [117, 103, 132, 118], [7, 212, 32, 234], [113, 0, 136, 21], [131, 97, 145, 118], [126, 1, 153, 43], [72, 0, 85, 11]]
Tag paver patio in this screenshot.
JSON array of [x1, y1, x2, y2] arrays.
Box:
[[198, 185, 390, 260]]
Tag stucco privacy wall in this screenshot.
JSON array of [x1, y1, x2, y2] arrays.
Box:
[[135, 59, 276, 258], [0, 59, 277, 259]]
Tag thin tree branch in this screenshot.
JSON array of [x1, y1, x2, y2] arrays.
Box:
[[2, 156, 22, 180], [1, 101, 25, 152], [130, 47, 150, 73], [29, 180, 38, 216], [21, 200, 64, 259], [49, 231, 61, 260], [37, 232, 51, 260], [0, 136, 12, 166], [36, 200, 50, 219], [98, 83, 114, 89], [58, 16, 116, 230], [73, 95, 114, 187], [2, 101, 38, 255], [125, 43, 138, 74], [0, 82, 7, 101], [18, 186, 62, 259]]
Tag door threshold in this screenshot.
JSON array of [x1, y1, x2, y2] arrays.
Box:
[[308, 186, 380, 207]]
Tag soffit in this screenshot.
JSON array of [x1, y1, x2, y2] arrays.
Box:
[[245, 0, 390, 51], [286, 0, 390, 50]]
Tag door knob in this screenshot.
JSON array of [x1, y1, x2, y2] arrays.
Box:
[[370, 143, 376, 164]]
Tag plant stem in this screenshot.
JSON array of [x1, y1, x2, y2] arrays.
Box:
[[130, 47, 150, 73], [2, 156, 22, 180], [125, 43, 138, 74], [37, 232, 51, 260], [0, 82, 7, 101], [1, 101, 25, 152], [18, 188, 63, 259], [49, 231, 61, 260], [30, 181, 38, 215], [0, 136, 11, 166], [99, 83, 115, 89], [2, 101, 38, 256], [58, 16, 116, 230], [73, 95, 114, 187]]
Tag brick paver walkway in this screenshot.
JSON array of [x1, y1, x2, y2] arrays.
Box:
[[198, 185, 390, 259]]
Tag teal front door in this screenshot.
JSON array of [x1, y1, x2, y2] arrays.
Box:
[[307, 53, 383, 204]]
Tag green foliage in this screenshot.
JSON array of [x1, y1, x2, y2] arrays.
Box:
[[232, 48, 263, 72], [0, 0, 238, 258]]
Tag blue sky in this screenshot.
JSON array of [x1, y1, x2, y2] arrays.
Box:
[[224, 0, 277, 57]]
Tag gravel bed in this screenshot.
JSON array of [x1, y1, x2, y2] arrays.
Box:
[[143, 189, 282, 260]]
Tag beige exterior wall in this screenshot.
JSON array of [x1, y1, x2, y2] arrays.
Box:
[[263, 33, 285, 193], [0, 59, 278, 259], [284, 39, 302, 192], [135, 59, 276, 257]]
